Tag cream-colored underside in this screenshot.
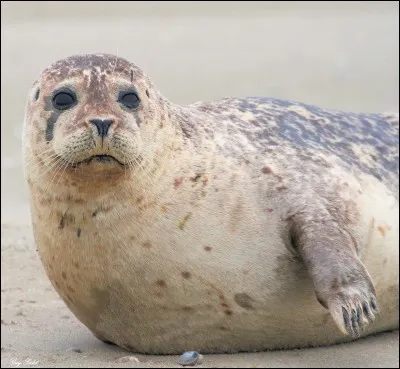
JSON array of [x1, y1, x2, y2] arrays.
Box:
[[30, 163, 399, 354]]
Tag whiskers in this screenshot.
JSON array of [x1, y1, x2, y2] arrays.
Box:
[[25, 133, 92, 190]]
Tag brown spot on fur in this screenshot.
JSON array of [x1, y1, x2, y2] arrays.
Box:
[[190, 174, 202, 182], [77, 228, 81, 237], [181, 271, 191, 279], [378, 225, 391, 237], [204, 246, 212, 252], [73, 262, 80, 269], [221, 302, 229, 308], [219, 326, 229, 331], [261, 166, 273, 174], [67, 285, 75, 293], [74, 198, 85, 204], [142, 242, 152, 249], [136, 196, 144, 204], [58, 212, 75, 229], [234, 293, 255, 310], [224, 310, 233, 316], [61, 272, 67, 280], [174, 177, 183, 188], [383, 258, 388, 265], [161, 205, 169, 213], [182, 306, 194, 312], [59, 214, 65, 229], [202, 176, 209, 186], [178, 212, 192, 230], [155, 292, 163, 298], [267, 208, 273, 213], [331, 278, 340, 290], [276, 185, 288, 191], [155, 279, 167, 288]]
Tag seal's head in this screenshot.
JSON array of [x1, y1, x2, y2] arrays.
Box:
[[23, 53, 175, 183]]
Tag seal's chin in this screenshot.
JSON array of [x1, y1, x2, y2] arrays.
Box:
[[73, 155, 126, 168]]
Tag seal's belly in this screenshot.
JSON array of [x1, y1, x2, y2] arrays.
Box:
[[34, 181, 399, 354], [34, 192, 315, 351]]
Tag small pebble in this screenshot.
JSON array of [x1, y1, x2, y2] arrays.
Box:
[[178, 351, 203, 366], [66, 347, 83, 353], [116, 355, 140, 363]]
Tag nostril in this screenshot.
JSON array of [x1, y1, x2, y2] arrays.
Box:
[[89, 119, 113, 137]]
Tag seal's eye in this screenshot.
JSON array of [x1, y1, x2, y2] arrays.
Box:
[[53, 90, 76, 110], [118, 90, 140, 109]]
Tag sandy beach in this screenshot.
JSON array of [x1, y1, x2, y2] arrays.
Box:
[[1, 1, 399, 367]]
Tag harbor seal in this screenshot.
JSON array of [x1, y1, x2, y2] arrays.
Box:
[[23, 53, 399, 354]]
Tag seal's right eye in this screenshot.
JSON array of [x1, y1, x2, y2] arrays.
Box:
[[52, 90, 76, 110]]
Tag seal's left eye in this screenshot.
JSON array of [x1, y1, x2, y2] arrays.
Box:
[[118, 90, 140, 109], [53, 91, 76, 110]]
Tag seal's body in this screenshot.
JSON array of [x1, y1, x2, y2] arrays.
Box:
[[23, 54, 399, 354]]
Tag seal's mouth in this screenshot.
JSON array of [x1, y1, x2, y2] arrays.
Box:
[[73, 155, 125, 167]]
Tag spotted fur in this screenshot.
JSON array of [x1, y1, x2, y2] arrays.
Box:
[[23, 54, 399, 354]]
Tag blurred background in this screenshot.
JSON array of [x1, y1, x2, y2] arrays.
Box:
[[1, 1, 399, 224]]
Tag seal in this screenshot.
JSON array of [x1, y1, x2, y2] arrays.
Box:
[[22, 53, 399, 354]]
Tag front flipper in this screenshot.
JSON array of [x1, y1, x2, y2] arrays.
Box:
[[287, 208, 379, 337]]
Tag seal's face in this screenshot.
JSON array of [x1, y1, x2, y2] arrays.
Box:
[[24, 54, 166, 179]]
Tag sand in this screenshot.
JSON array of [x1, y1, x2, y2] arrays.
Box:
[[1, 1, 399, 368]]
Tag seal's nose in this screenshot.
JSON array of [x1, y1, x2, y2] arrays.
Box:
[[89, 119, 113, 137]]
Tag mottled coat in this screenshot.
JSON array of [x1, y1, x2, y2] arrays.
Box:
[[23, 54, 399, 354]]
